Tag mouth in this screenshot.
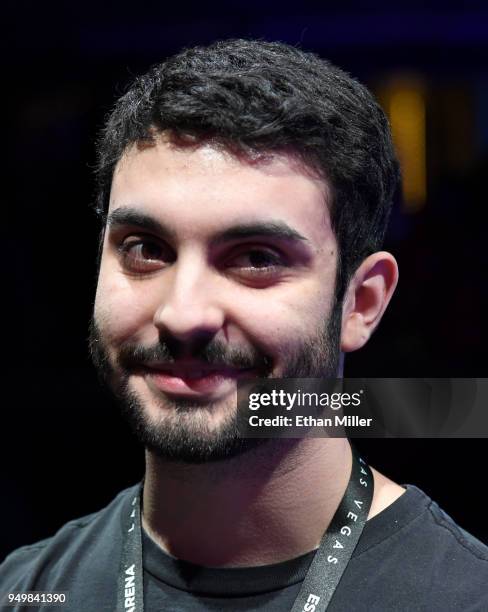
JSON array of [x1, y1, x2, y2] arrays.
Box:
[[141, 362, 259, 398]]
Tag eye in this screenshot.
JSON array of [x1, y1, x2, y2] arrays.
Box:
[[225, 247, 288, 279], [118, 237, 174, 273]]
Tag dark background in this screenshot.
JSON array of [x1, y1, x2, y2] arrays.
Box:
[[2, 1, 487, 559]]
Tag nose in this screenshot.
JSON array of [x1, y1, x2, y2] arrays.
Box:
[[152, 254, 226, 342]]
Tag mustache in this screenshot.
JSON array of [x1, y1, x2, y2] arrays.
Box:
[[117, 337, 272, 373]]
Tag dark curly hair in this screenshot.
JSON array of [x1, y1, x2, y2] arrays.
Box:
[[95, 38, 400, 300]]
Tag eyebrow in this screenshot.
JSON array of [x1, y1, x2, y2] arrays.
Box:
[[106, 208, 176, 242], [106, 207, 309, 246]]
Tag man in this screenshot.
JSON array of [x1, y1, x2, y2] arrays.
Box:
[[1, 39, 487, 611]]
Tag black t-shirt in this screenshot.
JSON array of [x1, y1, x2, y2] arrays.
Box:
[[1, 484, 487, 611]]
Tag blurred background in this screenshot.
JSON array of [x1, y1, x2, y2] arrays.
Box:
[[2, 0, 487, 559]]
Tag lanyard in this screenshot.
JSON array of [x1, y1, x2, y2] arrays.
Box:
[[117, 446, 373, 612]]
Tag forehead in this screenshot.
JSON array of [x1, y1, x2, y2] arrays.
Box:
[[109, 137, 334, 247]]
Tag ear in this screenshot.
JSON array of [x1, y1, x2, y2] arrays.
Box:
[[340, 252, 398, 352]]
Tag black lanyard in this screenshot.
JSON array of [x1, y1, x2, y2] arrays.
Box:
[[117, 446, 373, 612]]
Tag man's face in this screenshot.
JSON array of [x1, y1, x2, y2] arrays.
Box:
[[90, 136, 342, 463]]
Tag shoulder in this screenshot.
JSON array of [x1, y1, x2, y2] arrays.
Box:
[[406, 485, 488, 564], [407, 487, 488, 609], [424, 490, 488, 571], [352, 484, 488, 610], [0, 484, 139, 593]]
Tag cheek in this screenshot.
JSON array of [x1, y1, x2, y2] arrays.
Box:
[[235, 282, 332, 354], [94, 271, 155, 345]]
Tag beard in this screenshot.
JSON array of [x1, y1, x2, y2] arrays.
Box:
[[88, 298, 342, 464]]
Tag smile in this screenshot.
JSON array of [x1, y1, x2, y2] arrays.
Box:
[[142, 363, 258, 397], [146, 364, 252, 378]]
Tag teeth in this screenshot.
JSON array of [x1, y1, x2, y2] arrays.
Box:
[[148, 365, 254, 380], [164, 369, 209, 378], [150, 366, 234, 378], [184, 370, 205, 379]]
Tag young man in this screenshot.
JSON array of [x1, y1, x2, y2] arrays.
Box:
[[2, 39, 487, 611]]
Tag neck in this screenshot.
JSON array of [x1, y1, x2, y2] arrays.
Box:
[[142, 438, 353, 567]]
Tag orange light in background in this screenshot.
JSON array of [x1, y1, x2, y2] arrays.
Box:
[[378, 78, 427, 212]]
